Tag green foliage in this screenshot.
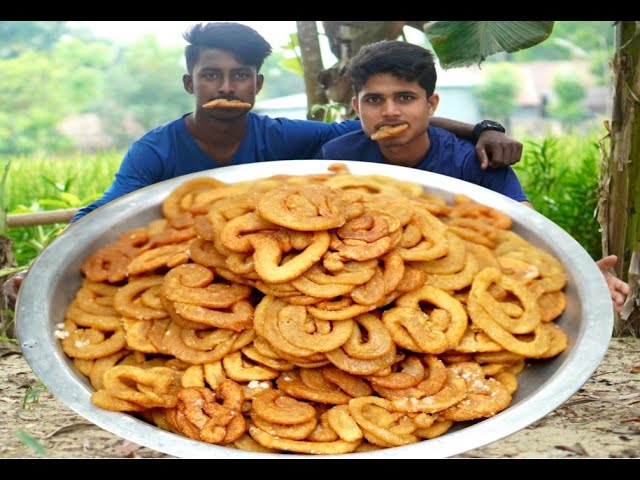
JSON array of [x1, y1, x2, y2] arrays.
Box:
[[256, 33, 305, 101], [473, 64, 520, 125], [278, 33, 304, 76], [511, 21, 614, 62], [22, 381, 46, 410], [310, 102, 351, 123], [0, 21, 68, 59], [258, 44, 305, 100], [424, 21, 554, 68], [0, 39, 115, 156], [514, 136, 602, 259], [548, 73, 589, 128], [99, 35, 192, 140], [0, 308, 16, 342], [6, 150, 122, 265]]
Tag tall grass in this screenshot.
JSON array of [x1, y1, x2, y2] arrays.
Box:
[[7, 150, 122, 265], [7, 150, 123, 211]]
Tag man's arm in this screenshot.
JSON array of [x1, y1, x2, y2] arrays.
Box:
[[430, 117, 523, 170]]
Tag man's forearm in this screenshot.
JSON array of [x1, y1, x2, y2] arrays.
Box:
[[429, 117, 474, 140]]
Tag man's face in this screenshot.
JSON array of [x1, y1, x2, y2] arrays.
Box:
[[353, 73, 439, 147], [184, 48, 263, 120]]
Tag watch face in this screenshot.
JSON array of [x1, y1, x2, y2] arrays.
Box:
[[481, 120, 504, 130]]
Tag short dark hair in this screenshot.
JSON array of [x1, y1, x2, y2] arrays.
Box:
[[346, 40, 437, 97], [183, 22, 273, 74]]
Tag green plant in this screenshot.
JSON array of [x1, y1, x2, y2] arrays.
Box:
[[7, 150, 121, 266], [15, 429, 48, 457], [310, 101, 350, 123], [22, 381, 47, 410], [514, 136, 602, 259], [0, 308, 16, 343]]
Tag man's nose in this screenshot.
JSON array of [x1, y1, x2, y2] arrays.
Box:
[[218, 75, 234, 94], [381, 100, 400, 116]]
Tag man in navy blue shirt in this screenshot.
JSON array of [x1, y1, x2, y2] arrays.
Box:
[[318, 40, 528, 203], [70, 21, 523, 223], [317, 39, 629, 312]]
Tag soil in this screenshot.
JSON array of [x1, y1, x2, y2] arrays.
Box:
[[1, 337, 638, 459]]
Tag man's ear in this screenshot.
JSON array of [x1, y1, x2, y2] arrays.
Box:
[[183, 74, 194, 94], [256, 73, 264, 95], [351, 96, 360, 116], [427, 93, 440, 116]]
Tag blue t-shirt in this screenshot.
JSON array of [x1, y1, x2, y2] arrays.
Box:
[[72, 113, 361, 221], [317, 125, 527, 203]]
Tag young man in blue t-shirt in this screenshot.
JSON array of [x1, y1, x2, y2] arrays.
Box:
[[317, 40, 528, 203], [70, 22, 523, 223], [316, 39, 628, 311]]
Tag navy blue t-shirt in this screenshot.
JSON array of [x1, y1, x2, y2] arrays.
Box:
[[72, 113, 361, 221], [318, 125, 528, 203]]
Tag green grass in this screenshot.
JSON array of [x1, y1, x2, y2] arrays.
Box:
[[7, 150, 122, 212], [7, 150, 122, 265]]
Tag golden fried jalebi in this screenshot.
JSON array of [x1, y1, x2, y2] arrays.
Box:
[[61, 163, 572, 455]]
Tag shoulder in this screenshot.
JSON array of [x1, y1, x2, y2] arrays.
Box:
[[322, 130, 370, 152], [141, 116, 186, 138], [429, 125, 475, 152], [251, 112, 359, 133]]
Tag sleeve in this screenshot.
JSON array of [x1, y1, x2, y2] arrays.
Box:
[[71, 142, 163, 223], [267, 119, 361, 160], [460, 150, 529, 203]]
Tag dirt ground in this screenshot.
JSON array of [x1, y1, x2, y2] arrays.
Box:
[[1, 336, 638, 459]]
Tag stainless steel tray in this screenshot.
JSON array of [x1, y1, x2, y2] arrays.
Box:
[[15, 160, 613, 458]]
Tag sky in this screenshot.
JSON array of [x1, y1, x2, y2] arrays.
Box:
[[77, 21, 300, 50], [74, 21, 427, 62]]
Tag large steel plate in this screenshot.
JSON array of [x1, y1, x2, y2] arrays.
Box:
[[15, 160, 613, 458]]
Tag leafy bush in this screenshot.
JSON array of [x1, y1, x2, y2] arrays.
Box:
[[514, 135, 602, 260]]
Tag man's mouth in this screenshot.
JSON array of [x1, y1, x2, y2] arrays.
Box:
[[370, 123, 409, 141]]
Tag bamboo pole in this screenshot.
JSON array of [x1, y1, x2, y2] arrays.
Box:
[[7, 208, 78, 228]]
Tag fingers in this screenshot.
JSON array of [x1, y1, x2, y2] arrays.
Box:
[[488, 142, 522, 168], [612, 290, 626, 314], [475, 146, 489, 170], [476, 143, 522, 169], [601, 269, 631, 315], [596, 255, 618, 271]]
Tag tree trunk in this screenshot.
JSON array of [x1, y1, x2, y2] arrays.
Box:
[[599, 21, 640, 336], [296, 21, 328, 121]]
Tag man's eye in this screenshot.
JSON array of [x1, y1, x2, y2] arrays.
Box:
[[399, 95, 414, 102], [365, 97, 381, 104], [205, 73, 220, 79], [235, 72, 249, 80]]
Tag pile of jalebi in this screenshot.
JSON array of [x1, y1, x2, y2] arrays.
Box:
[[58, 163, 569, 455]]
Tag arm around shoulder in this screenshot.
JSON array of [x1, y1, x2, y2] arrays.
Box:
[[431, 117, 523, 169]]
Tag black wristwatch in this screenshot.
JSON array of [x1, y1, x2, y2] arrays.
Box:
[[471, 120, 506, 144]]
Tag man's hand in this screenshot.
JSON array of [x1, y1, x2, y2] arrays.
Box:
[[596, 255, 630, 314], [3, 272, 25, 311], [476, 130, 523, 170]]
